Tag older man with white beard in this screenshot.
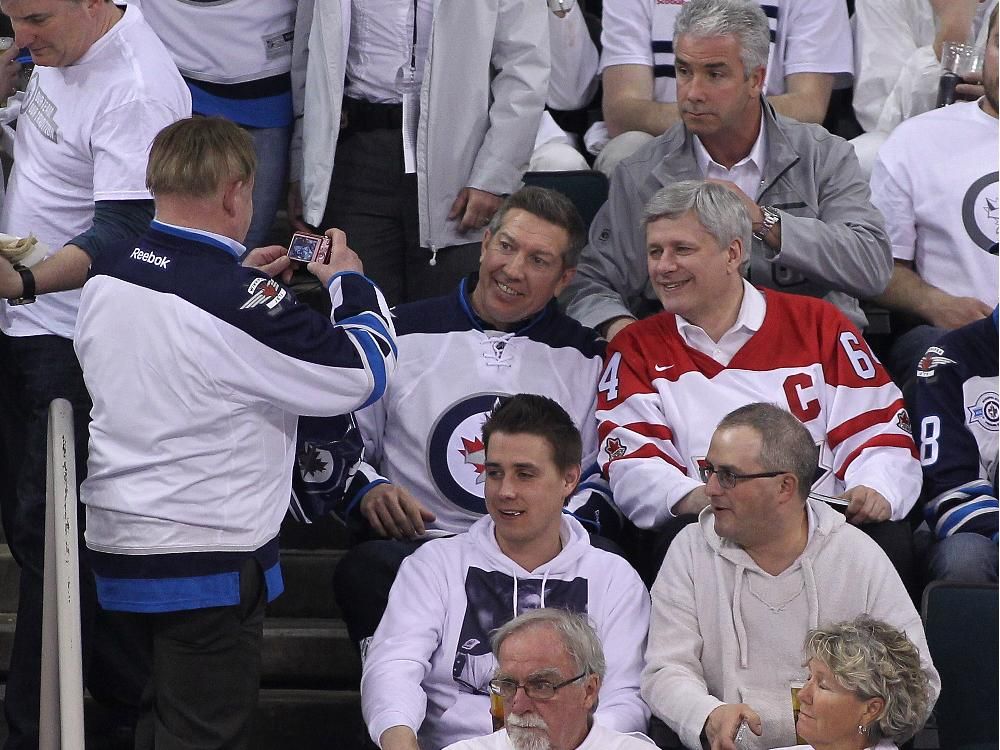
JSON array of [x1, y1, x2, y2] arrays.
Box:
[[444, 609, 655, 750]]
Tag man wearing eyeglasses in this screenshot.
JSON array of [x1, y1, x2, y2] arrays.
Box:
[[444, 609, 655, 750], [595, 180, 922, 585], [361, 395, 649, 750], [642, 402, 939, 750]]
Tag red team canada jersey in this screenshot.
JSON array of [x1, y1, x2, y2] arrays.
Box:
[[596, 290, 921, 530]]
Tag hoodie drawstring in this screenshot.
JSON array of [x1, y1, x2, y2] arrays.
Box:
[[732, 564, 749, 670]]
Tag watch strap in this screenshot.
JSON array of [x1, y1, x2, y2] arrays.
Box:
[[9, 267, 36, 305]]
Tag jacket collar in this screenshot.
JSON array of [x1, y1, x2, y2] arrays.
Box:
[[651, 99, 801, 193]]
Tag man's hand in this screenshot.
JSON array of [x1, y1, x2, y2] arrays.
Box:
[[955, 71, 985, 102], [286, 181, 312, 234], [306, 228, 364, 286], [0, 44, 19, 104], [926, 292, 992, 330], [842, 486, 892, 526], [448, 187, 503, 233], [705, 179, 763, 225], [704, 704, 762, 750], [673, 485, 710, 517], [378, 726, 421, 750], [242, 244, 293, 283], [360, 483, 436, 540], [602, 316, 635, 342]]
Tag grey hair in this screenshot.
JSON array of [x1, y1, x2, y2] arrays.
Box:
[[486, 186, 586, 268], [674, 0, 771, 77], [491, 608, 607, 682], [643, 180, 752, 273], [804, 615, 930, 745], [716, 403, 818, 501]]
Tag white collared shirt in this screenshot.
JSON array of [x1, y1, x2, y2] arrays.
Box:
[[151, 219, 247, 259], [345, 0, 434, 104], [675, 279, 766, 365], [693, 111, 768, 200]]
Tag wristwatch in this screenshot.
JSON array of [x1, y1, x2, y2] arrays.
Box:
[[753, 205, 781, 243], [8, 267, 36, 306]]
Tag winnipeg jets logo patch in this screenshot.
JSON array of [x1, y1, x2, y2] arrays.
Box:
[[968, 392, 999, 431], [916, 347, 956, 379], [241, 278, 287, 310]]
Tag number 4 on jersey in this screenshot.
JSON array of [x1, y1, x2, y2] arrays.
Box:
[[598, 352, 622, 401]]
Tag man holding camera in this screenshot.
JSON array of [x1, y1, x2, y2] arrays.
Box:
[[75, 116, 397, 748]]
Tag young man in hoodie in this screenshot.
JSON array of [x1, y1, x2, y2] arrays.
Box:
[[361, 394, 650, 750], [642, 402, 939, 750]]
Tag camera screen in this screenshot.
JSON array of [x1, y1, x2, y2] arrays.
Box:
[[288, 235, 319, 262]]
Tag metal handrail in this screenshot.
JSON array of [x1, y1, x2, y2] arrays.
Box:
[[39, 398, 84, 750]]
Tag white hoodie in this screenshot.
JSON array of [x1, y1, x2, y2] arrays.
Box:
[[362, 515, 651, 749], [642, 501, 939, 750]]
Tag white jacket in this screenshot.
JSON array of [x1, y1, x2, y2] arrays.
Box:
[[642, 501, 939, 750], [291, 0, 549, 251], [362, 515, 650, 749]]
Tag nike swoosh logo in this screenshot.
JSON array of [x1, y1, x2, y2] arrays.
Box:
[[654, 364, 674, 372]]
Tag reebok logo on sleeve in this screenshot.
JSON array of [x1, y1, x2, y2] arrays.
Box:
[[130, 248, 171, 269]]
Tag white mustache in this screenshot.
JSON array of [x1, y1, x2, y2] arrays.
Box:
[[507, 713, 548, 730]]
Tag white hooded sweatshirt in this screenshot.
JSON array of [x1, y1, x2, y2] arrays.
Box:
[[642, 500, 939, 750], [362, 514, 651, 749]]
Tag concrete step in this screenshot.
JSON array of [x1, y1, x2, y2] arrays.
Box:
[[266, 549, 344, 619], [251, 689, 374, 749], [261, 618, 359, 688], [0, 683, 374, 749], [0, 615, 360, 688], [0, 546, 16, 613]]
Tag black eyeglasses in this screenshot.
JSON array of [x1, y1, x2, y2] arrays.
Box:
[[488, 672, 587, 701], [699, 462, 789, 490]]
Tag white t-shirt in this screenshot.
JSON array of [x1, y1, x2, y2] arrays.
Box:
[[870, 99, 999, 307], [0, 5, 191, 339], [126, 0, 296, 83], [599, 0, 854, 104], [444, 723, 656, 749]]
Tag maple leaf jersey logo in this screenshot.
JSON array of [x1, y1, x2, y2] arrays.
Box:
[[459, 436, 487, 484], [895, 409, 912, 434], [241, 278, 287, 310], [604, 437, 627, 460], [916, 347, 956, 379]]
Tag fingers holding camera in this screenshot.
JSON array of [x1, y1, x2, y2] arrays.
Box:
[[243, 244, 293, 282], [306, 227, 363, 285]]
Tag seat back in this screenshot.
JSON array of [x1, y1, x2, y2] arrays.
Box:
[[921, 581, 999, 749], [521, 170, 609, 231]]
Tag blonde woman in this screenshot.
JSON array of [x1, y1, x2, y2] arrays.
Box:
[[778, 615, 932, 750]]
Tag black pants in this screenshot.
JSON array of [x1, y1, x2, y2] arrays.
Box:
[[131, 557, 267, 750], [0, 333, 145, 749], [322, 127, 479, 306], [333, 538, 426, 650]]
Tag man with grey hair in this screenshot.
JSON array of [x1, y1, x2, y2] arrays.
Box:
[[595, 181, 920, 582], [563, 0, 890, 340], [642, 402, 939, 750], [444, 609, 654, 750], [597, 0, 852, 172]]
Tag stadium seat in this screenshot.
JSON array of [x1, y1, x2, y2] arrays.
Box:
[[521, 170, 609, 230], [921, 581, 999, 749]]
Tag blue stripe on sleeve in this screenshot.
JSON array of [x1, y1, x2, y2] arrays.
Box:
[[340, 311, 398, 358], [352, 330, 388, 408]]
